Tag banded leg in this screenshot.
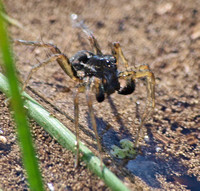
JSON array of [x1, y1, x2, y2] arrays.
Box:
[[82, 29, 102, 55], [134, 64, 155, 109], [70, 16, 102, 55], [14, 40, 62, 54], [22, 53, 76, 91], [86, 87, 103, 168], [110, 42, 129, 68], [15, 40, 78, 81], [119, 64, 155, 147]]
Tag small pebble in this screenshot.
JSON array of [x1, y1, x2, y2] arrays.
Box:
[[155, 146, 162, 152], [128, 117, 133, 122], [156, 3, 173, 15], [144, 135, 149, 142], [47, 183, 54, 191], [0, 136, 7, 144]]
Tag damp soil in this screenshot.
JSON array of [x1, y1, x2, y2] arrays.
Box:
[[1, 0, 200, 190]]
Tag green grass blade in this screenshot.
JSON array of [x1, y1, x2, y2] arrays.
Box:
[[0, 12, 23, 28], [0, 72, 131, 191], [0, 2, 44, 191]]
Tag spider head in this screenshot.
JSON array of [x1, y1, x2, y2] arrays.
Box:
[[98, 55, 120, 97]]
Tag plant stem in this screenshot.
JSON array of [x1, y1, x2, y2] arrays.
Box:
[[0, 3, 44, 190]]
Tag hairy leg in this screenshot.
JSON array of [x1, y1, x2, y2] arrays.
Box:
[[86, 86, 103, 168], [14, 40, 62, 54], [119, 64, 155, 147], [22, 54, 63, 91], [70, 15, 102, 55], [74, 89, 80, 168], [110, 42, 130, 69], [15, 40, 78, 81]]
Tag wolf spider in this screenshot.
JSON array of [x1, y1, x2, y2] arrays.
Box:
[[15, 25, 155, 168]]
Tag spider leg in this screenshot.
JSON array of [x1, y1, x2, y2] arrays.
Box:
[[22, 53, 77, 91], [73, 83, 87, 168], [74, 88, 80, 168], [70, 17, 102, 55], [14, 40, 62, 54], [119, 64, 155, 147], [86, 85, 103, 169], [94, 78, 105, 102], [15, 40, 79, 82], [84, 30, 102, 55], [134, 65, 155, 109], [110, 42, 130, 69]]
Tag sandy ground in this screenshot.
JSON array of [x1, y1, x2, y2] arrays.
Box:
[[0, 0, 200, 190]]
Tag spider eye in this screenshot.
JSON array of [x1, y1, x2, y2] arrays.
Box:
[[104, 55, 116, 64]]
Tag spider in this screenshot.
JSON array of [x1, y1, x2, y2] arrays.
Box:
[[15, 21, 155, 168]]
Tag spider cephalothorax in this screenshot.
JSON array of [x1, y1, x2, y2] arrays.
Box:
[[70, 50, 137, 103], [15, 22, 155, 168]]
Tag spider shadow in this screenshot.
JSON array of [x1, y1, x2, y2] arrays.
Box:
[[86, 113, 123, 151], [107, 96, 131, 136], [86, 95, 135, 152], [86, 109, 200, 190], [125, 126, 200, 189]]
